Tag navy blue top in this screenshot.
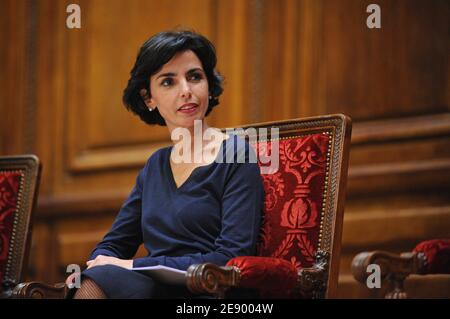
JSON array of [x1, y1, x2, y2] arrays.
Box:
[[89, 135, 264, 270]]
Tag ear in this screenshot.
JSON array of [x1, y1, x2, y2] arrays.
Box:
[[140, 89, 155, 108]]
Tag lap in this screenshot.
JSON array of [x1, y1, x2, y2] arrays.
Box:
[[77, 264, 193, 299]]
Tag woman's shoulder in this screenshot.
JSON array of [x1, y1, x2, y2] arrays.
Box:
[[142, 145, 171, 171]]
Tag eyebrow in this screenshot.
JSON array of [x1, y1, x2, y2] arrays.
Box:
[[156, 68, 204, 80]]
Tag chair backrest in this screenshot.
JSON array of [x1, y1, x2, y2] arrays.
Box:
[[236, 114, 351, 298], [0, 155, 41, 296]]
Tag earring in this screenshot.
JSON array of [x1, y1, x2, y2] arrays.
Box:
[[148, 107, 153, 112], [209, 95, 212, 99]]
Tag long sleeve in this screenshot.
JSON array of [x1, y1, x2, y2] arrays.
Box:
[[133, 159, 264, 270], [89, 166, 145, 261]]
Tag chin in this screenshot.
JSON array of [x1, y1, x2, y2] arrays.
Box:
[[177, 114, 206, 128], [176, 119, 200, 130]]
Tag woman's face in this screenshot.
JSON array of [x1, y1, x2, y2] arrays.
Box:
[[144, 50, 209, 131]]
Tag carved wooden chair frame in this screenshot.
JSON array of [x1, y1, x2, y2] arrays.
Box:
[[185, 114, 352, 298]]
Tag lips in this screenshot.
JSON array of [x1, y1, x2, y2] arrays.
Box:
[[178, 103, 198, 113]]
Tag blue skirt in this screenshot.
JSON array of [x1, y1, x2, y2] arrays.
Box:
[[74, 264, 197, 299]]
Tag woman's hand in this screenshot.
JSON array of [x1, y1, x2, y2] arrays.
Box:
[[86, 255, 133, 270]]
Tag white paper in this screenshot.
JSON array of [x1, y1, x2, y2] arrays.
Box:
[[131, 265, 187, 285]]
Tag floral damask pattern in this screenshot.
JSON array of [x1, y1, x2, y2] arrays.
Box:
[[255, 134, 329, 269], [0, 171, 21, 284]]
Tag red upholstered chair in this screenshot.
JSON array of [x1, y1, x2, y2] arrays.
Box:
[[12, 114, 352, 299], [351, 239, 450, 299], [0, 155, 41, 298], [186, 114, 352, 298]]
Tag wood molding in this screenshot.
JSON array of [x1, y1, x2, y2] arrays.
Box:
[[69, 142, 169, 172], [36, 191, 127, 218], [348, 159, 450, 195], [342, 205, 450, 248], [347, 113, 450, 195], [352, 113, 450, 145]]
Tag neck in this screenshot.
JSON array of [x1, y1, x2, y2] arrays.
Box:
[[168, 120, 226, 164], [169, 119, 209, 143]]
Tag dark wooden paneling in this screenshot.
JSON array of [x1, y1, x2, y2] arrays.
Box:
[[323, 0, 449, 120], [2, 0, 449, 296], [0, 0, 27, 155]]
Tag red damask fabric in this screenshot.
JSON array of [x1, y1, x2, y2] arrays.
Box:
[[413, 239, 450, 274], [254, 134, 329, 269], [225, 134, 330, 297], [0, 171, 22, 284], [226, 256, 298, 298]]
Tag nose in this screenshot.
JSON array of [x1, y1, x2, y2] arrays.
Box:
[[180, 80, 192, 99]]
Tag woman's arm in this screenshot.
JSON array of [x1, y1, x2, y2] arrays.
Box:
[[133, 158, 264, 270]]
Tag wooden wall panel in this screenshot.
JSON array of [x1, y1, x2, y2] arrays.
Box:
[[322, 0, 449, 120], [62, 0, 215, 178], [212, 0, 256, 126], [260, 0, 449, 122], [2, 0, 449, 297], [261, 0, 326, 120], [0, 0, 27, 155], [29, 0, 256, 201]]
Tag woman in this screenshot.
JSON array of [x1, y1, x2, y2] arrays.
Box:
[[68, 30, 264, 299]]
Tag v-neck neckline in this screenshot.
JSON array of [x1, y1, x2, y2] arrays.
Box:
[[166, 135, 232, 192]]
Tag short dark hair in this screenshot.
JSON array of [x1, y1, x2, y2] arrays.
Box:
[[123, 30, 223, 126]]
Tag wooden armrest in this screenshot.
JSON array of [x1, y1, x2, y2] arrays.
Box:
[[186, 251, 331, 299], [11, 282, 68, 299], [186, 263, 240, 298], [351, 251, 426, 299]]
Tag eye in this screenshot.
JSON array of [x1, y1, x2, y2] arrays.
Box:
[[160, 78, 173, 87], [188, 72, 203, 82]]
